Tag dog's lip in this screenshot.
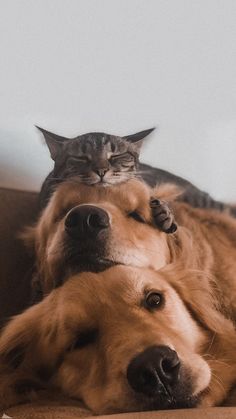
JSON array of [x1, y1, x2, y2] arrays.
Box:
[[136, 392, 198, 411], [130, 374, 199, 411], [192, 385, 209, 403], [133, 377, 173, 406]]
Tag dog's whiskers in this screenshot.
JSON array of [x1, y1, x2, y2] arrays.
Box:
[[209, 372, 227, 396], [203, 353, 231, 366], [205, 333, 217, 354]]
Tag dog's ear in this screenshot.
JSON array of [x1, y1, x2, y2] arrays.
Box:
[[0, 304, 41, 407], [123, 127, 155, 154], [36, 126, 70, 160], [163, 265, 234, 335], [0, 292, 63, 408]]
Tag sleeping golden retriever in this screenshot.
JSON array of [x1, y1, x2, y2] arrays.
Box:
[[0, 265, 236, 413], [24, 178, 178, 295], [24, 178, 236, 307]]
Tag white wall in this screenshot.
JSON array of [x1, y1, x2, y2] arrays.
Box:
[[0, 0, 236, 201]]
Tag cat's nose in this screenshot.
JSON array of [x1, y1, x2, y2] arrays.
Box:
[[95, 168, 109, 178], [65, 205, 110, 239]]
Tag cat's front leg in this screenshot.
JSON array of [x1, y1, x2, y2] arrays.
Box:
[[150, 198, 177, 234]]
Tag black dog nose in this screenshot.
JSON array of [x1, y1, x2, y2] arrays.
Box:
[[127, 345, 180, 399], [65, 205, 110, 239]]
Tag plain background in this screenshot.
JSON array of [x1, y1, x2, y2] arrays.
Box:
[[0, 0, 235, 201]]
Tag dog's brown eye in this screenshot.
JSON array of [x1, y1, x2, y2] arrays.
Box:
[[69, 329, 98, 351], [145, 292, 164, 310], [129, 211, 145, 223]]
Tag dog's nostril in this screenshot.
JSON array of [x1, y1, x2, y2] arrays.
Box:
[[161, 356, 180, 381], [162, 358, 174, 373], [87, 212, 109, 229], [160, 350, 180, 381], [65, 211, 80, 229]]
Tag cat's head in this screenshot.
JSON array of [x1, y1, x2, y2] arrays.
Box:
[[36, 127, 155, 185]]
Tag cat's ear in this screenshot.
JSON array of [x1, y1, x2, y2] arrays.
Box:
[[36, 126, 70, 160], [123, 127, 155, 153]]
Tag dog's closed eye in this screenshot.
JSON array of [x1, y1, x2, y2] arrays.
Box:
[[128, 211, 145, 223], [69, 328, 98, 351]]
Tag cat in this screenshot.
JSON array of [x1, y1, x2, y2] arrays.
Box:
[[37, 126, 233, 217], [38, 126, 152, 206]]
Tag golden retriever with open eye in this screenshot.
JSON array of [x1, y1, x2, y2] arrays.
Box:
[[0, 265, 236, 414]]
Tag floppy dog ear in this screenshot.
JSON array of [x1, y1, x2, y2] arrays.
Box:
[[123, 127, 155, 154], [0, 293, 62, 409], [0, 306, 41, 408], [163, 266, 234, 335], [36, 126, 70, 160]]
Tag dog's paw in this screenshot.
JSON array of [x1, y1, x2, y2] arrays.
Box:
[[150, 198, 177, 234]]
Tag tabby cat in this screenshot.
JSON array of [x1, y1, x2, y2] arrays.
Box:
[[38, 126, 231, 216]]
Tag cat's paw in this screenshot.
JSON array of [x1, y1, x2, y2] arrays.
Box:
[[150, 198, 177, 234]]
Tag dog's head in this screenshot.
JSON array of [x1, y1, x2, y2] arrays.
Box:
[[25, 179, 175, 293], [2, 266, 234, 413]]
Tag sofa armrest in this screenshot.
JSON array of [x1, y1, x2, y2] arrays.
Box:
[[0, 187, 39, 327]]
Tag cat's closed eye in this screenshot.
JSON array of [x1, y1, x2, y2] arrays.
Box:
[[67, 156, 90, 166], [109, 152, 133, 162]]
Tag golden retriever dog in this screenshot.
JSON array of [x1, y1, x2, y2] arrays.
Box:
[[24, 178, 236, 304], [0, 265, 236, 413], [24, 179, 178, 295]]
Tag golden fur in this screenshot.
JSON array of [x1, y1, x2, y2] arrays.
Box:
[[24, 178, 236, 311], [24, 179, 173, 294], [0, 179, 235, 412], [0, 265, 236, 413]]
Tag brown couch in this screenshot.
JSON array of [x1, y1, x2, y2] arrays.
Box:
[[0, 187, 235, 419]]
